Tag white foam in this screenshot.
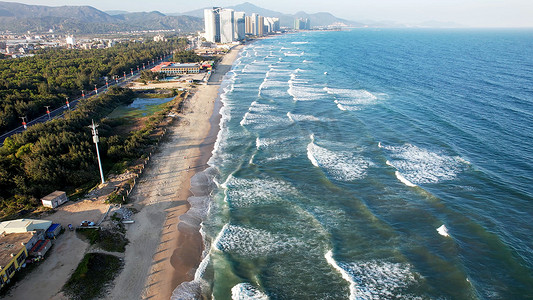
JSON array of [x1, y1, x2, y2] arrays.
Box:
[[325, 88, 385, 111], [437, 224, 450, 237], [288, 84, 324, 101], [291, 41, 308, 44], [284, 52, 304, 57], [287, 112, 321, 122], [225, 177, 298, 208], [256, 137, 281, 149], [307, 137, 371, 181], [395, 171, 417, 187], [216, 224, 302, 257], [326, 251, 423, 300], [264, 153, 292, 161], [382, 143, 469, 185], [325, 251, 358, 300], [231, 283, 269, 300]]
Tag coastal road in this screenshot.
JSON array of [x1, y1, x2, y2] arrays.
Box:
[[0, 54, 171, 145]]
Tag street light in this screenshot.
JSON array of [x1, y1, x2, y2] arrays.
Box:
[[45, 106, 51, 119], [88, 120, 105, 184], [20, 116, 27, 129]]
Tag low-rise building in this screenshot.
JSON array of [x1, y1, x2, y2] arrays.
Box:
[[0, 232, 32, 289], [151, 62, 201, 75], [0, 219, 52, 234], [41, 191, 68, 208]]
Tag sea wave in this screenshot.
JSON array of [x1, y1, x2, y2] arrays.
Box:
[[232, 283, 269, 300], [381, 143, 469, 185], [307, 135, 372, 181], [325, 251, 423, 300], [215, 224, 302, 257]]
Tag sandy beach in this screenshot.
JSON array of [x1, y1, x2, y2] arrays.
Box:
[[107, 45, 242, 300]]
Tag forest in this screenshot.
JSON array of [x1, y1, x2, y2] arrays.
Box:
[[0, 37, 189, 219], [0, 37, 188, 133]]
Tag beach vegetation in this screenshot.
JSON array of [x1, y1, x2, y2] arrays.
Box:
[[76, 227, 128, 253], [62, 253, 123, 300]]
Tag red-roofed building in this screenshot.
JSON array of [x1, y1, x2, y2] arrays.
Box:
[[151, 62, 200, 75]]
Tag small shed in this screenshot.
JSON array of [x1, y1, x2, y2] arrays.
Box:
[[45, 224, 62, 238], [41, 191, 68, 208]]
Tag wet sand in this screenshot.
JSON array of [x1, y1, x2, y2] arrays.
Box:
[[107, 45, 243, 300]]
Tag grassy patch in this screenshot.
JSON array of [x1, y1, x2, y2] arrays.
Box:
[[76, 228, 128, 253], [62, 253, 123, 300]]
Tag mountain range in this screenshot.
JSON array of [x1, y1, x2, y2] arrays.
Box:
[[0, 1, 462, 34], [0, 1, 203, 34]]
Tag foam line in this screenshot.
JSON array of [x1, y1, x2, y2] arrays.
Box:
[[395, 171, 418, 187], [325, 250, 357, 300]]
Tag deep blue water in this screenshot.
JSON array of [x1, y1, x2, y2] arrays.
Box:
[[188, 29, 533, 299]]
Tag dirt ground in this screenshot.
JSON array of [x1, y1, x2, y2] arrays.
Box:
[[3, 175, 131, 300]]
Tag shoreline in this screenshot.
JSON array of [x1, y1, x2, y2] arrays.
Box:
[[107, 45, 243, 300]]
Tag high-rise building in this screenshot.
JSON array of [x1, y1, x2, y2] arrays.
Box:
[[294, 18, 310, 30], [219, 9, 235, 43], [204, 8, 221, 43], [245, 16, 253, 35], [205, 7, 245, 43], [252, 13, 259, 36], [264, 17, 280, 33], [234, 11, 246, 40], [258, 16, 264, 36]]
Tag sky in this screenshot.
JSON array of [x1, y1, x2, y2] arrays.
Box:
[[11, 0, 533, 27]]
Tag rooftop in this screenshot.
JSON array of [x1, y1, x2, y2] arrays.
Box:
[[0, 219, 52, 234], [150, 62, 200, 72], [41, 190, 66, 201], [0, 232, 33, 268]]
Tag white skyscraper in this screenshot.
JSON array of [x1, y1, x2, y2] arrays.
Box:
[[252, 13, 259, 36], [264, 17, 280, 33], [234, 11, 246, 41], [204, 8, 221, 43], [219, 9, 235, 43]]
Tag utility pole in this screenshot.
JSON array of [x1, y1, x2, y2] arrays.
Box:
[[89, 120, 105, 184]]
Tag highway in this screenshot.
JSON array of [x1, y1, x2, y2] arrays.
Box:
[[0, 54, 171, 145]]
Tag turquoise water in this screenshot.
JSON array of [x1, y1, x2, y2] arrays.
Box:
[[175, 29, 533, 299]]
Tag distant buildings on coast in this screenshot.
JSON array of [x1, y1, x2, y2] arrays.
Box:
[[294, 18, 311, 30], [203, 7, 280, 44]]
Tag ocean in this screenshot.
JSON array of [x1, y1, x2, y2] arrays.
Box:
[[175, 29, 533, 299]]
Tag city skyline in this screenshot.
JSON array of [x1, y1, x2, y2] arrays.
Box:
[[8, 0, 533, 28]]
